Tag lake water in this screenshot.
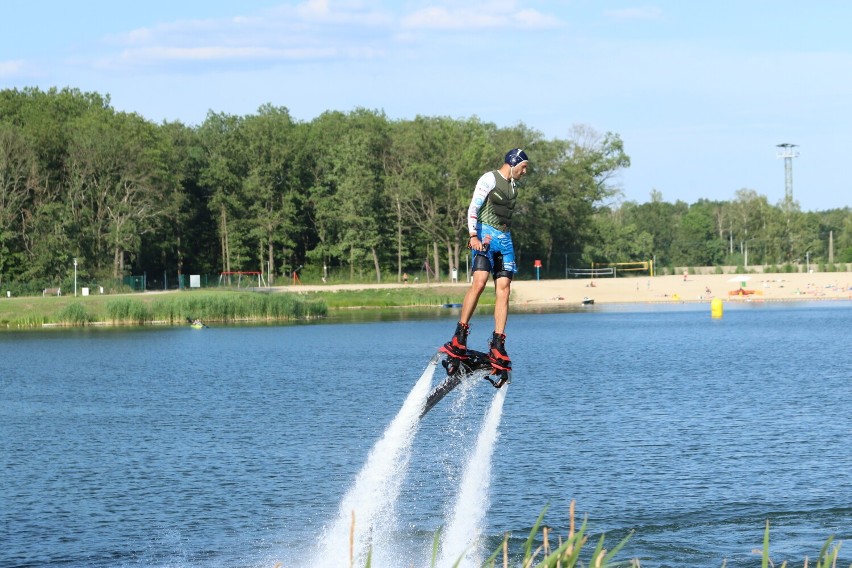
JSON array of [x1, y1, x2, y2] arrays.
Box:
[[2, 301, 851, 568]]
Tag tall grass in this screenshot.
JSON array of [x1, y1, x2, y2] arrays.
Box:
[[0, 291, 328, 328], [339, 503, 846, 568], [348, 502, 632, 568], [56, 303, 92, 325], [300, 287, 486, 309], [149, 292, 327, 323], [100, 292, 327, 325], [475, 502, 631, 568], [106, 298, 151, 324], [1, 287, 476, 329]]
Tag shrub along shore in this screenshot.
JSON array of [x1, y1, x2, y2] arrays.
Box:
[[0, 290, 327, 328], [0, 286, 488, 329]]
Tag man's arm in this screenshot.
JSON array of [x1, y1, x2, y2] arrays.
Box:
[[467, 171, 496, 237]]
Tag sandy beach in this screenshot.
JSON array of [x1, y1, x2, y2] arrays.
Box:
[[510, 272, 852, 308], [279, 272, 852, 307]]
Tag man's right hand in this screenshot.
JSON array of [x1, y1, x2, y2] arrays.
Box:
[[469, 236, 490, 252]]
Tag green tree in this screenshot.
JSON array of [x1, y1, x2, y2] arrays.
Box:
[[198, 111, 249, 275], [65, 109, 168, 278], [587, 207, 654, 263], [728, 188, 769, 266], [622, 191, 689, 267], [303, 110, 350, 277], [0, 123, 38, 277], [140, 120, 215, 281], [517, 127, 628, 272], [304, 109, 393, 282], [384, 120, 426, 281], [818, 207, 852, 264], [1, 87, 114, 285], [836, 211, 852, 262], [332, 109, 391, 282], [0, 87, 111, 175], [391, 117, 500, 280], [669, 200, 725, 266], [242, 104, 303, 284]]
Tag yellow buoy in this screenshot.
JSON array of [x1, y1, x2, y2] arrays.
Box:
[[711, 297, 724, 319]]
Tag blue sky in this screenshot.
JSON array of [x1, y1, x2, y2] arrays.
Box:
[[2, 1, 850, 212]]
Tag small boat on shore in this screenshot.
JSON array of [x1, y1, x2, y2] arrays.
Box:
[[582, 297, 595, 305]]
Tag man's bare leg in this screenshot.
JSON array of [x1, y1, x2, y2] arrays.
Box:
[[459, 270, 490, 324], [441, 270, 490, 359], [492, 276, 511, 333]]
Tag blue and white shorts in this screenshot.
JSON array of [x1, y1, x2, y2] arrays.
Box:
[[472, 224, 516, 279]]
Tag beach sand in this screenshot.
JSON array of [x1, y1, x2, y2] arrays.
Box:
[[279, 272, 852, 307], [510, 272, 852, 308]]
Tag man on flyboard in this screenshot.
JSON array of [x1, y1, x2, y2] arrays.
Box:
[[439, 148, 530, 373]]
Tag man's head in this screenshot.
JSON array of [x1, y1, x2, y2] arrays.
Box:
[[504, 148, 529, 181], [504, 148, 529, 167]]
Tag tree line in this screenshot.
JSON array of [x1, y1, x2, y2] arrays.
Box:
[[1, 87, 849, 292]]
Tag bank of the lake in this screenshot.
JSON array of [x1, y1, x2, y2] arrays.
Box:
[[1, 272, 850, 329], [0, 290, 326, 328], [0, 286, 484, 329]]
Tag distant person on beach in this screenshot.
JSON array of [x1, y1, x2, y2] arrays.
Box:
[[440, 148, 529, 372]]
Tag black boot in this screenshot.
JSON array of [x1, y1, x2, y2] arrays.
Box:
[[439, 321, 470, 359], [488, 332, 511, 370]]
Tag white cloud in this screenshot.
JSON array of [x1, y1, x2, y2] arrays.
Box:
[[92, 1, 396, 70], [402, 2, 560, 30], [603, 6, 663, 21], [291, 0, 392, 25], [0, 59, 27, 78], [20, 1, 562, 75], [108, 45, 339, 65]]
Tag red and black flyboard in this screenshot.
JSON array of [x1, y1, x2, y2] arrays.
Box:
[[420, 350, 511, 418]]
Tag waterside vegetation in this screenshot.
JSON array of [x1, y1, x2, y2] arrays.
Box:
[[0, 286, 485, 328], [0, 290, 326, 328], [344, 502, 846, 568], [293, 285, 489, 309]]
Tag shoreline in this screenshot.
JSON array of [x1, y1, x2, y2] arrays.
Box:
[[275, 272, 852, 308], [2, 272, 849, 330], [511, 272, 852, 308]]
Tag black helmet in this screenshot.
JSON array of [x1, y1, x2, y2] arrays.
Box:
[[504, 148, 529, 166]]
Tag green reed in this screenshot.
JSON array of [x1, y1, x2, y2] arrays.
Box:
[[56, 302, 93, 325], [345, 502, 633, 568], [300, 287, 490, 309], [105, 298, 151, 324], [339, 502, 846, 568], [0, 290, 327, 328], [102, 292, 327, 324], [756, 520, 843, 568], [153, 292, 327, 322]]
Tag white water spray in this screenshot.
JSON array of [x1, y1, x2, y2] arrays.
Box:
[[438, 385, 508, 568], [311, 360, 435, 568]]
